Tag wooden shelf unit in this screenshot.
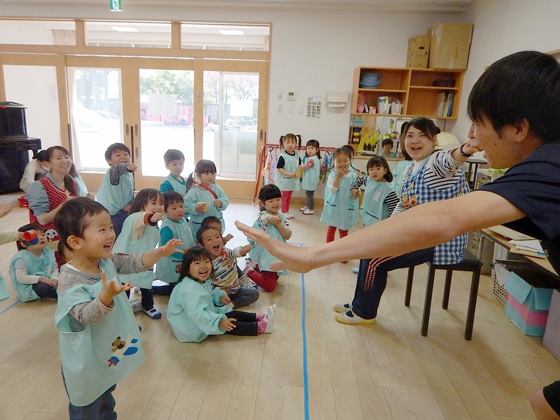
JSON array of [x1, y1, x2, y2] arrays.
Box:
[[352, 66, 464, 119]]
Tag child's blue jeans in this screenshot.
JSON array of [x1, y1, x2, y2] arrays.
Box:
[[63, 369, 117, 420]]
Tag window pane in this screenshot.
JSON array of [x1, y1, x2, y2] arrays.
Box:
[[181, 23, 269, 51], [0, 20, 76, 45], [69, 68, 123, 172], [139, 69, 195, 177], [85, 21, 171, 48], [203, 71, 258, 179]]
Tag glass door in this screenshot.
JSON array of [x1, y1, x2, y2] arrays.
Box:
[[66, 56, 195, 191], [196, 60, 268, 197]]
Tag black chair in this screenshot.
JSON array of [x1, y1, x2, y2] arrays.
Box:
[[404, 249, 483, 340]]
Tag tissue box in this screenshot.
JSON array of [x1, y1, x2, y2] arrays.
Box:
[[544, 290, 560, 361], [503, 269, 554, 336]]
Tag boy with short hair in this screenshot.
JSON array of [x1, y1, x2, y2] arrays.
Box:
[[159, 149, 187, 197], [197, 226, 259, 308], [379, 139, 397, 158], [53, 197, 182, 419], [155, 191, 196, 290], [96, 143, 136, 237]]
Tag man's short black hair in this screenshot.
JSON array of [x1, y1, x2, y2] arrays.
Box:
[[104, 143, 131, 163], [468, 51, 560, 144], [381, 139, 394, 147]]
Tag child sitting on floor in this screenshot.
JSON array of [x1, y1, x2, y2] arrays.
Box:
[[167, 246, 275, 343], [197, 226, 259, 308]]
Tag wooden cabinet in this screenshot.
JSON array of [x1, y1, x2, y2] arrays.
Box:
[[351, 66, 464, 119]]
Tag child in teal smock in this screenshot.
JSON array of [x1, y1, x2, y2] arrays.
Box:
[[96, 143, 136, 237], [351, 156, 399, 228], [321, 148, 359, 247], [9, 224, 59, 301], [0, 202, 21, 301], [159, 149, 188, 198], [156, 191, 196, 287], [53, 197, 183, 418], [167, 246, 275, 343], [275, 133, 302, 219], [113, 189, 164, 319], [184, 159, 229, 242], [300, 139, 321, 215], [246, 185, 291, 292]]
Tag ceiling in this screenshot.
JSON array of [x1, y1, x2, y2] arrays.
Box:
[[0, 0, 478, 14]]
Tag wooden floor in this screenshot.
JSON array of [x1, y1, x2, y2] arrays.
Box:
[[0, 196, 558, 420]]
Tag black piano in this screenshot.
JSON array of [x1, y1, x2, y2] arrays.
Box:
[[0, 102, 41, 193]]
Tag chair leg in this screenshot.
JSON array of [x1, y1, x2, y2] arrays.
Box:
[[421, 266, 436, 336], [405, 266, 414, 307], [442, 269, 453, 309], [464, 267, 481, 340]]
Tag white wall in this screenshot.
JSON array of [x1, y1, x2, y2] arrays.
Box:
[[0, 4, 463, 149], [450, 0, 560, 142]]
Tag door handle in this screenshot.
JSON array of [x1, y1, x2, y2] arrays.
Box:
[[196, 91, 199, 103], [135, 124, 138, 136], [126, 123, 129, 136], [136, 147, 139, 160], [260, 129, 263, 141]]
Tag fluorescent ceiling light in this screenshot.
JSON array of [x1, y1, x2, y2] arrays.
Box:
[[112, 27, 139, 32], [219, 30, 244, 36]]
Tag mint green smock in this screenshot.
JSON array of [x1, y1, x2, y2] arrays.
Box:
[[160, 174, 187, 198], [249, 211, 289, 275], [360, 180, 395, 227], [96, 168, 134, 215], [184, 184, 229, 241], [391, 160, 412, 197], [9, 248, 56, 302], [0, 273, 10, 302], [112, 213, 159, 289], [301, 155, 320, 191], [156, 216, 195, 283], [167, 276, 229, 343], [320, 171, 359, 231], [275, 151, 301, 192], [55, 259, 145, 406]]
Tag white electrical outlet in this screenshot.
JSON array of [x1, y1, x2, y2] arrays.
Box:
[[278, 92, 283, 100], [288, 105, 294, 113], [278, 104, 283, 113], [298, 105, 304, 114]]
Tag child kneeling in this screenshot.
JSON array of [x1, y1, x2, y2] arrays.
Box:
[[167, 247, 275, 343]]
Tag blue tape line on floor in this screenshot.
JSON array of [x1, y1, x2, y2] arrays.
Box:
[[0, 300, 20, 316], [289, 242, 310, 420]]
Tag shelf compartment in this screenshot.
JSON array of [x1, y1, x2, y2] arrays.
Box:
[[357, 68, 409, 91], [356, 91, 407, 114], [409, 86, 459, 91], [409, 69, 463, 88], [407, 89, 457, 119]]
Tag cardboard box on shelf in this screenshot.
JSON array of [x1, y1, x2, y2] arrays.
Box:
[[407, 35, 430, 68], [428, 23, 473, 70], [503, 269, 554, 337]]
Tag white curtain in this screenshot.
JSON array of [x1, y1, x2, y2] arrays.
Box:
[[52, 30, 76, 46]]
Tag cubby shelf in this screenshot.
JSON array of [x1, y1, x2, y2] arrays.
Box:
[[352, 66, 465, 119]]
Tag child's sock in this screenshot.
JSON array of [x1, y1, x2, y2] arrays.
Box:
[[256, 314, 265, 322], [256, 304, 276, 322]]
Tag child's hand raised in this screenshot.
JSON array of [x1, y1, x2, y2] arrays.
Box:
[[240, 244, 252, 256], [159, 239, 184, 257], [127, 163, 138, 172], [351, 188, 360, 199], [223, 233, 234, 244], [150, 212, 163, 224], [220, 295, 232, 305], [268, 215, 283, 226], [99, 271, 134, 307], [219, 318, 236, 331]]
